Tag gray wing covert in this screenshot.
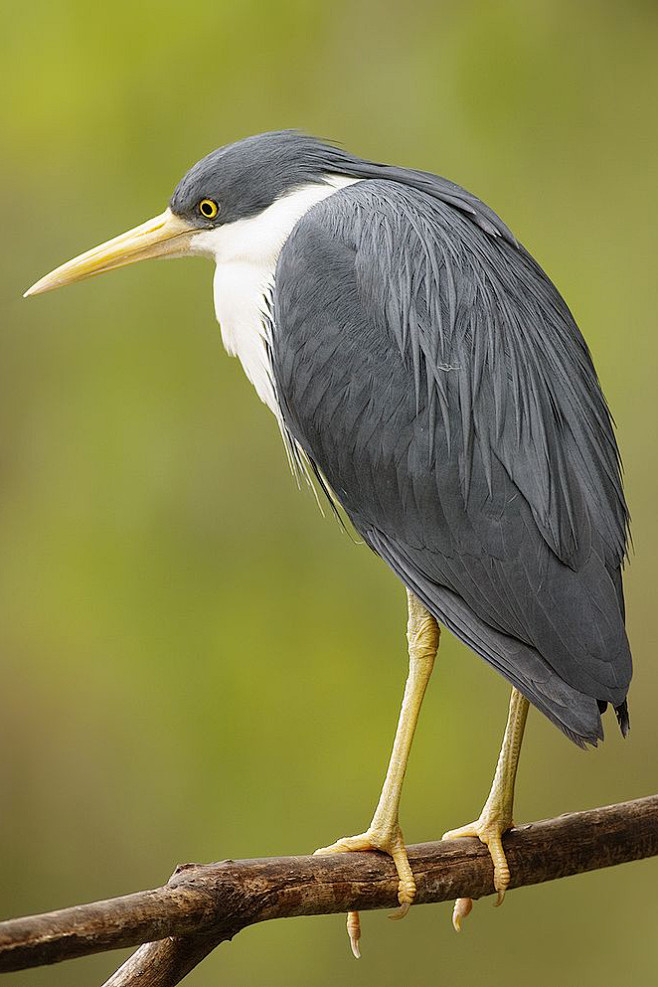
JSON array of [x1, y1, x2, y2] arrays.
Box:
[[271, 179, 631, 745]]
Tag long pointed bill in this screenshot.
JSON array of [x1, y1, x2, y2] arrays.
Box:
[[24, 208, 197, 297]]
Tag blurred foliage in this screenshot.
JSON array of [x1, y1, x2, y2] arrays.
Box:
[[1, 0, 657, 984]]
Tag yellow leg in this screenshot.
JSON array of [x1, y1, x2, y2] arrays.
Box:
[[315, 590, 440, 955], [443, 686, 529, 927]]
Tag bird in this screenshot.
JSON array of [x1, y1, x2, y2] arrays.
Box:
[[25, 130, 632, 953]]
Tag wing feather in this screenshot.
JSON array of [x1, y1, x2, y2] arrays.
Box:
[[271, 178, 631, 744]]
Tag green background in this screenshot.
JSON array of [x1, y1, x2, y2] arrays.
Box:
[[1, 1, 656, 984]]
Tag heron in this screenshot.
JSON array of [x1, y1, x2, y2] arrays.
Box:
[[25, 130, 631, 953]]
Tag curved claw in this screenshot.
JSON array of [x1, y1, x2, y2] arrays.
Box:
[[452, 897, 473, 931], [346, 911, 361, 957], [389, 901, 411, 921]]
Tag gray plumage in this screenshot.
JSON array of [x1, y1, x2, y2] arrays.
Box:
[[174, 132, 632, 746]]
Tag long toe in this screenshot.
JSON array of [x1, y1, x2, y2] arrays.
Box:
[[442, 820, 481, 841], [314, 834, 375, 856], [485, 831, 511, 904]]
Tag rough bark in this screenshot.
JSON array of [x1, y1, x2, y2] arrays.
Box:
[[0, 795, 656, 986]]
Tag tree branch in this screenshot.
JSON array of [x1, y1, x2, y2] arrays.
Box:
[[0, 795, 656, 986]]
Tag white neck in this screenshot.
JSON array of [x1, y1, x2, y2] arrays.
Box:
[[189, 175, 359, 415]]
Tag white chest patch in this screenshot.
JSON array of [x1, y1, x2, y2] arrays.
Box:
[[189, 175, 360, 416]]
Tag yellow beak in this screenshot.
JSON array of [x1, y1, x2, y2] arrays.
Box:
[[24, 208, 197, 297]]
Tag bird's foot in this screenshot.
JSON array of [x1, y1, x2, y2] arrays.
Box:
[[314, 823, 416, 914], [442, 803, 513, 928], [442, 688, 527, 930], [314, 823, 415, 955]]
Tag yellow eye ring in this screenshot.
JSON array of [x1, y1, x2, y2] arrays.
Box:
[[199, 198, 219, 219]]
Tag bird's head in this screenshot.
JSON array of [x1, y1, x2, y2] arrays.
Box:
[[24, 131, 354, 297]]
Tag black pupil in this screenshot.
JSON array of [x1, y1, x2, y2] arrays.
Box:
[[201, 201, 215, 217]]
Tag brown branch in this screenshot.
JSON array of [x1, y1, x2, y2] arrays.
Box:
[[0, 795, 656, 987]]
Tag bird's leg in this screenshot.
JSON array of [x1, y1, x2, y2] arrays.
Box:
[[314, 590, 439, 952], [442, 686, 529, 925]]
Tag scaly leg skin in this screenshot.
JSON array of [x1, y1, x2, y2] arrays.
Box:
[[314, 590, 440, 956], [443, 686, 530, 928]]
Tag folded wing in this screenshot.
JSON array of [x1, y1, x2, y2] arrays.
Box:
[[272, 178, 631, 745]]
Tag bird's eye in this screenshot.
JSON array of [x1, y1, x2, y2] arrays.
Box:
[[198, 199, 219, 219]]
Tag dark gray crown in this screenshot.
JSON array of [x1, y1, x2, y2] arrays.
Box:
[[169, 131, 354, 227]]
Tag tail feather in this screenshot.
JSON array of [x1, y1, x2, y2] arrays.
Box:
[[615, 699, 630, 737]]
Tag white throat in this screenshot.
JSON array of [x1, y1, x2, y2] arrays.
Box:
[[190, 175, 360, 415]]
